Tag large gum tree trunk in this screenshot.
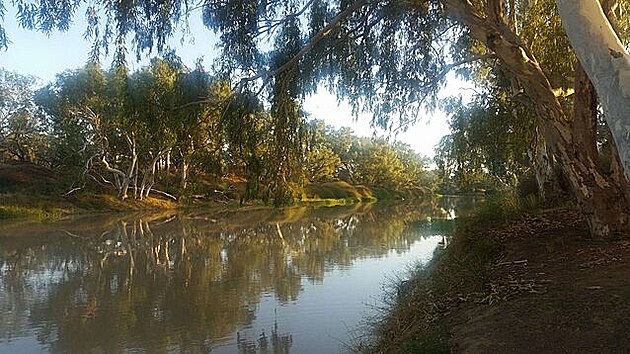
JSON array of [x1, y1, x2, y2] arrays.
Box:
[[556, 0, 630, 178], [572, 60, 599, 164], [444, 0, 630, 239]]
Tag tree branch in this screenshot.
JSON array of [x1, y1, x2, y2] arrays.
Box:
[[256, 0, 317, 38], [174, 0, 369, 110], [236, 0, 369, 89], [486, 0, 505, 24], [412, 53, 497, 95], [101, 155, 126, 179]]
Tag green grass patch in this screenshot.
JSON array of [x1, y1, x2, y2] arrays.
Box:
[[0, 190, 182, 221], [298, 198, 361, 206], [303, 182, 378, 204], [0, 205, 68, 220], [301, 181, 425, 204]]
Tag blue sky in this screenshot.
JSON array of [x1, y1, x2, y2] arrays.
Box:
[[0, 4, 460, 158]]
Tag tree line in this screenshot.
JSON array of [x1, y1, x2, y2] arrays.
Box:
[[0, 60, 433, 204]]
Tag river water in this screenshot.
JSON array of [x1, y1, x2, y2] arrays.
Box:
[[0, 198, 476, 353]]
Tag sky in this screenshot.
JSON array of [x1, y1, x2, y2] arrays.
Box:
[[0, 5, 469, 158]]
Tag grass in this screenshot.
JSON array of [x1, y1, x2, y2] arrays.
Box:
[[0, 205, 68, 220], [301, 181, 425, 205], [356, 192, 539, 353], [304, 181, 377, 202], [0, 190, 182, 222]]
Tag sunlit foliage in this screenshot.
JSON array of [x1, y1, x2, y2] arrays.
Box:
[[0, 69, 48, 163], [305, 119, 433, 193]]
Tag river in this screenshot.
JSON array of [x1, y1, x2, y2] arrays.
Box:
[[0, 198, 477, 353]]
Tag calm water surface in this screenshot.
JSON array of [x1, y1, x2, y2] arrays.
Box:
[[0, 198, 476, 353]]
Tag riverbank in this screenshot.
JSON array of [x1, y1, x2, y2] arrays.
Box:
[[361, 198, 630, 352], [0, 162, 425, 220]]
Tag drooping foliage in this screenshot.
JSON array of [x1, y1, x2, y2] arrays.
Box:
[[2, 1, 461, 129], [435, 91, 535, 194]]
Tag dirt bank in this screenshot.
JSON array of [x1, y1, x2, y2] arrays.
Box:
[[448, 208, 630, 353], [363, 206, 630, 353]]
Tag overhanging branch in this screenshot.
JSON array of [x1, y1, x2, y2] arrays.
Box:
[[423, 53, 497, 91], [175, 0, 370, 110], [236, 0, 369, 89]]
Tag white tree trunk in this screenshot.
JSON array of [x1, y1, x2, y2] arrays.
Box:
[[557, 0, 630, 179], [139, 149, 167, 200], [444, 0, 630, 238]]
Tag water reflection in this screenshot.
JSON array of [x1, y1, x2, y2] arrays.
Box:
[[0, 198, 473, 353]]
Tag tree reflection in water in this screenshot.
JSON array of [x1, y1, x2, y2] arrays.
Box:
[[0, 198, 473, 353]]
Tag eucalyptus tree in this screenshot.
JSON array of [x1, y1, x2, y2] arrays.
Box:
[[352, 138, 408, 190], [4, 0, 630, 237], [435, 91, 535, 193], [38, 61, 188, 199], [443, 0, 630, 238], [37, 64, 140, 199], [557, 0, 630, 178], [0, 69, 48, 163], [395, 143, 436, 191], [221, 91, 274, 201], [126, 57, 182, 198], [304, 120, 430, 188], [305, 145, 342, 183], [322, 125, 358, 182], [37, 64, 110, 180], [304, 120, 342, 183], [174, 63, 234, 191], [455, 0, 575, 200]]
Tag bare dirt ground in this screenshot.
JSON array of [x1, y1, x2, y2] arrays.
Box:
[[0, 162, 54, 191], [448, 208, 630, 353]]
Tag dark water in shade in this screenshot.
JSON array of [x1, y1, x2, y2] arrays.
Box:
[[0, 198, 478, 353]]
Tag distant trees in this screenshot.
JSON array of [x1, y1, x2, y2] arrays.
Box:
[[32, 59, 236, 200], [0, 69, 48, 163], [1, 61, 432, 202], [305, 120, 433, 192], [305, 146, 342, 183], [36, 62, 176, 199]]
